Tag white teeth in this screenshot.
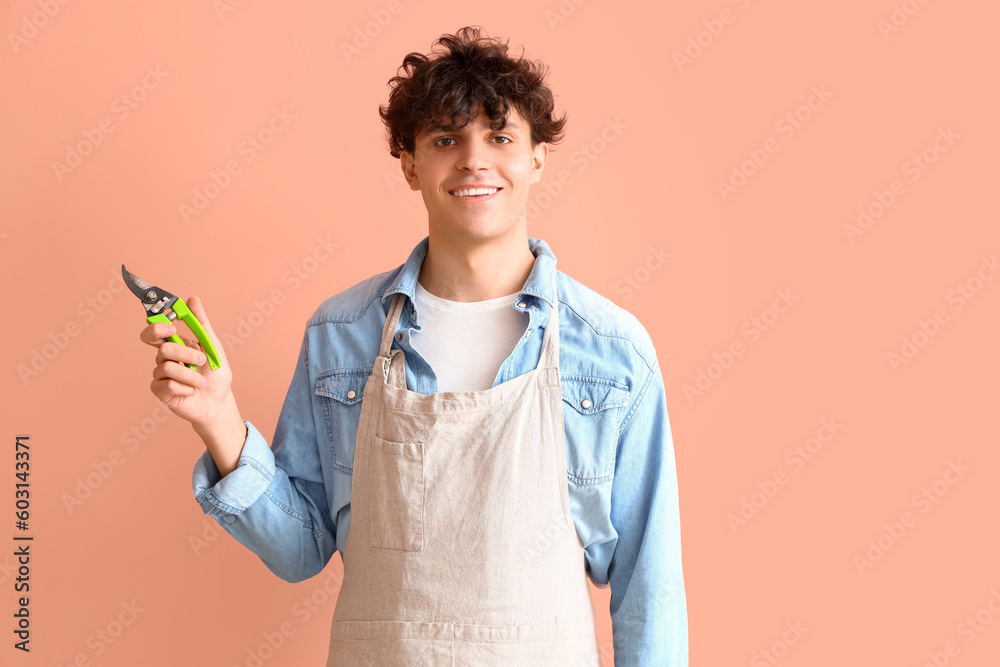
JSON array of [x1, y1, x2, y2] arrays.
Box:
[[451, 187, 498, 197]]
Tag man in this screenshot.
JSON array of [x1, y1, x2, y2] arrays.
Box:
[[140, 26, 687, 665]]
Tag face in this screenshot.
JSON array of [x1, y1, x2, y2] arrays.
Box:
[[399, 103, 549, 243]]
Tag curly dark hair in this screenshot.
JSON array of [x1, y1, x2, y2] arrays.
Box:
[[378, 26, 568, 159]]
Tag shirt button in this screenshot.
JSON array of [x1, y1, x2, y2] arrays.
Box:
[[517, 301, 527, 309], [581, 399, 592, 409], [525, 329, 532, 337], [347, 390, 356, 399], [396, 332, 403, 341]]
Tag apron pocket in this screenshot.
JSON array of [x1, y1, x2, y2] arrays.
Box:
[[368, 435, 425, 551]]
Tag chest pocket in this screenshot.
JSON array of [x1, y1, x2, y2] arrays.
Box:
[[560, 376, 630, 484], [315, 369, 370, 473]]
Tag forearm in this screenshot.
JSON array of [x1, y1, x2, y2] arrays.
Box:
[[192, 390, 247, 477]]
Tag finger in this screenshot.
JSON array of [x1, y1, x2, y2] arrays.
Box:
[[150, 377, 197, 400], [139, 321, 181, 346], [156, 341, 209, 368], [153, 357, 208, 389], [175, 335, 202, 350], [159, 332, 203, 351], [184, 296, 228, 365]]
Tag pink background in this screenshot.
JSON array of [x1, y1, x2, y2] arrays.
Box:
[[2, 1, 998, 665]]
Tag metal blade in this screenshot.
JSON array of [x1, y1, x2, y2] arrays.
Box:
[[122, 264, 153, 299]]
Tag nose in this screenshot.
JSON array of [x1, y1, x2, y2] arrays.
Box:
[[456, 140, 491, 172]]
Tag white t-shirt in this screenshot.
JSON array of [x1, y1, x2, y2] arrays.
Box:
[[411, 281, 529, 392]]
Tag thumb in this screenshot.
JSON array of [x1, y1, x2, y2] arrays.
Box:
[[184, 295, 228, 365]]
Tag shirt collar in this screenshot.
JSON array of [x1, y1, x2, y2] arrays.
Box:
[[381, 236, 558, 310]]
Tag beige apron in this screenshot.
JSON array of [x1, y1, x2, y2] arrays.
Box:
[[327, 290, 601, 665]]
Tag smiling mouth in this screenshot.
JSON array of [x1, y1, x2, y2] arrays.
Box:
[[449, 187, 502, 200]]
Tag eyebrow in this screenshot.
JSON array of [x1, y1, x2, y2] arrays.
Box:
[[426, 119, 522, 136]]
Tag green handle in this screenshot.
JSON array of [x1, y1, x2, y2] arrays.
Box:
[[147, 298, 222, 371]]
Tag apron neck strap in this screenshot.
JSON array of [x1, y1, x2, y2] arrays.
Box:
[[372, 292, 407, 386], [379, 292, 406, 359], [537, 297, 559, 372]]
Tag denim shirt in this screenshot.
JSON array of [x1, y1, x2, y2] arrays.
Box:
[[192, 236, 688, 666]]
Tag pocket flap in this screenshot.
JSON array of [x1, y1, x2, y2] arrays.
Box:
[[560, 376, 629, 415], [315, 369, 369, 405]]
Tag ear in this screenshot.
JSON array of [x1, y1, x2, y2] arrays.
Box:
[[529, 142, 549, 186], [399, 149, 421, 191]]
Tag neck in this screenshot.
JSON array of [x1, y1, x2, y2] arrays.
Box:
[[417, 227, 535, 302]]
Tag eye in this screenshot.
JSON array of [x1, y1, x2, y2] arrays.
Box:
[[494, 136, 512, 144], [434, 137, 456, 146]]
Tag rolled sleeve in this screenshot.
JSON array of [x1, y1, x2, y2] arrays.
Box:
[[193, 420, 274, 515], [608, 359, 688, 666], [187, 332, 337, 583]]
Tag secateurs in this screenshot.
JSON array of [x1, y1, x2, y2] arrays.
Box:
[[122, 264, 221, 371]]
